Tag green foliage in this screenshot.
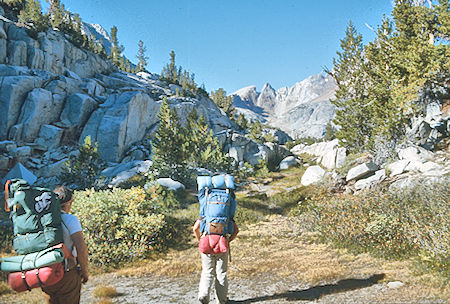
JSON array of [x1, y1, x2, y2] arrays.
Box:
[[235, 113, 248, 130], [285, 136, 320, 150], [72, 187, 176, 268], [331, 1, 449, 153], [302, 181, 450, 278], [135, 39, 149, 72], [61, 136, 106, 190], [183, 109, 233, 174], [210, 88, 234, 118], [330, 21, 372, 152], [18, 0, 49, 35], [151, 103, 233, 185], [323, 121, 337, 141], [109, 25, 124, 68], [150, 98, 189, 183], [248, 119, 263, 143], [160, 50, 200, 96]]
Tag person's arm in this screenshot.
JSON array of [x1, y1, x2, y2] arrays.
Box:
[[229, 221, 239, 242], [193, 219, 201, 241], [71, 231, 89, 284]]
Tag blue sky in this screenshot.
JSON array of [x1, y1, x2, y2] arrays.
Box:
[[45, 0, 393, 94]]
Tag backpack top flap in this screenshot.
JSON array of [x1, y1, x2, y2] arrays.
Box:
[[7, 180, 63, 254]]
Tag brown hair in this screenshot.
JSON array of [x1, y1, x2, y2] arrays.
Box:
[[53, 186, 73, 205]]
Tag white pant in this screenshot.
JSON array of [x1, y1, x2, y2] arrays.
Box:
[[198, 252, 228, 304]]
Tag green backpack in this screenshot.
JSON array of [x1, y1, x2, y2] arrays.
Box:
[[4, 179, 64, 255]]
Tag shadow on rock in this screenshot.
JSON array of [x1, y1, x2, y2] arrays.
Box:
[[229, 274, 385, 303]]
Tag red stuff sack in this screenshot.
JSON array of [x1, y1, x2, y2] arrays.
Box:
[[8, 262, 64, 292], [199, 235, 229, 254]]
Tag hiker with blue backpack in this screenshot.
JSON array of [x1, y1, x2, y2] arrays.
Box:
[[41, 186, 89, 304], [194, 174, 239, 304]]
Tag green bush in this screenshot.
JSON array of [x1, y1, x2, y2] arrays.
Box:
[[303, 181, 449, 278], [72, 186, 177, 268]]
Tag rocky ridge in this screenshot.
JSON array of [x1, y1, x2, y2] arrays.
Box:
[[0, 7, 290, 186], [232, 73, 337, 138]]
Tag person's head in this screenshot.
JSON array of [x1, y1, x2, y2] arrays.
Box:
[[53, 186, 74, 212]]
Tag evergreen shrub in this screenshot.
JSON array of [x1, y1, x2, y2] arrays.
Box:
[[72, 186, 178, 268]]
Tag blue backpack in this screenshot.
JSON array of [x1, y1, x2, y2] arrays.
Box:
[[197, 175, 236, 235]]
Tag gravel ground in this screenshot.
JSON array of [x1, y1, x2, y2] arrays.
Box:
[[80, 271, 447, 304]]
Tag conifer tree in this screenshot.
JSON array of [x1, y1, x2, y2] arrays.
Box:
[[330, 21, 372, 151], [249, 120, 263, 143], [61, 136, 106, 190], [184, 109, 232, 173], [136, 40, 149, 72], [150, 98, 189, 182], [110, 25, 124, 68], [18, 0, 49, 33], [46, 0, 63, 29], [210, 88, 234, 118], [161, 50, 178, 83]]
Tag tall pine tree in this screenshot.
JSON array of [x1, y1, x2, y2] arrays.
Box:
[[110, 25, 124, 68], [184, 109, 232, 173], [150, 98, 189, 182], [330, 21, 373, 152], [136, 40, 149, 72]]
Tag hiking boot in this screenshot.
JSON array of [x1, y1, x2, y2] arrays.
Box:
[[198, 296, 208, 304]]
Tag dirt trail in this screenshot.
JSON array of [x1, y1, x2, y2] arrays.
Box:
[[75, 214, 446, 304], [1, 213, 447, 304]]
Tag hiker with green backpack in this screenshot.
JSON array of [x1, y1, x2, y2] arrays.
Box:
[[194, 174, 239, 304], [1, 180, 88, 304], [42, 186, 89, 304]]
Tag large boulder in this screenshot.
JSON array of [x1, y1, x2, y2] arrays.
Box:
[[346, 162, 378, 182], [60, 93, 98, 136], [17, 88, 64, 142], [227, 133, 278, 166], [80, 92, 159, 162], [156, 178, 185, 191], [0, 76, 44, 139], [354, 169, 386, 190], [34, 124, 64, 149], [279, 156, 297, 170], [7, 40, 27, 66], [291, 139, 346, 170], [301, 165, 325, 186], [0, 38, 6, 63], [398, 146, 434, 163]]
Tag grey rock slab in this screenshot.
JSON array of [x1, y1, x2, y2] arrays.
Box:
[[346, 162, 378, 182], [301, 165, 326, 186]]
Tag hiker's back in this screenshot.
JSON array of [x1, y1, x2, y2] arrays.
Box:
[[5, 179, 63, 254], [197, 174, 236, 235]]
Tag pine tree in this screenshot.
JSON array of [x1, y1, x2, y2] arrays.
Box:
[[150, 98, 189, 182], [46, 0, 63, 29], [61, 136, 106, 190], [161, 50, 178, 83], [236, 113, 248, 130], [249, 120, 263, 143], [184, 109, 232, 173], [330, 21, 373, 152], [110, 25, 124, 68], [136, 40, 149, 72], [18, 0, 49, 34], [210, 88, 234, 118]]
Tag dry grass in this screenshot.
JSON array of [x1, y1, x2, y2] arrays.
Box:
[[116, 212, 448, 302], [92, 285, 119, 298], [0, 288, 45, 303]]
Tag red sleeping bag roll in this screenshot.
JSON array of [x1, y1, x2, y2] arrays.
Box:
[[8, 262, 64, 292], [199, 234, 229, 254]]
